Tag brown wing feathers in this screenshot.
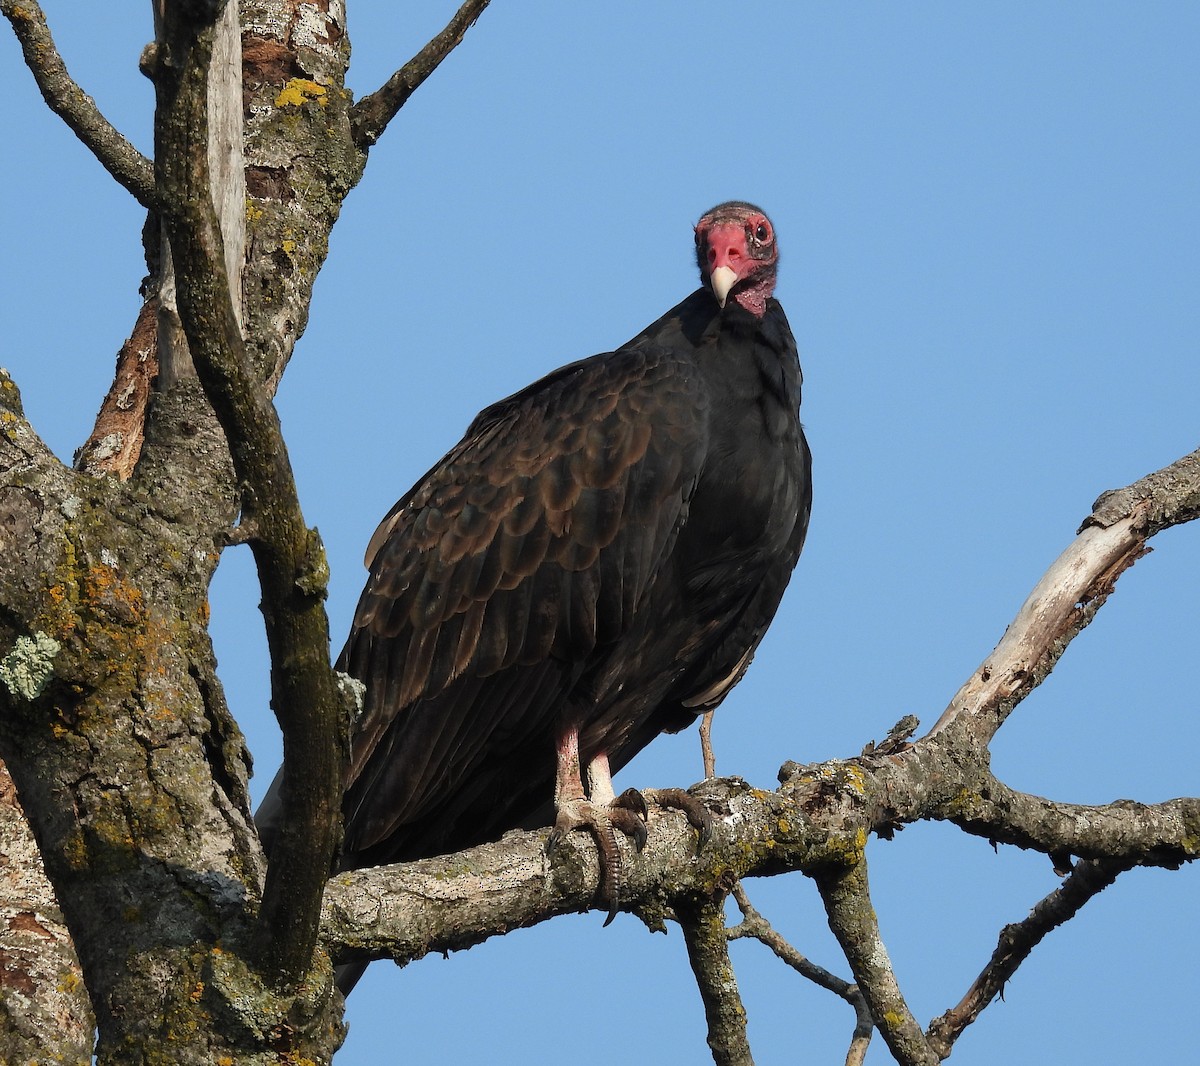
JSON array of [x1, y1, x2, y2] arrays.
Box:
[[338, 348, 702, 853]]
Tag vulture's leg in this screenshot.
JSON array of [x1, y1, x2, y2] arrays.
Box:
[[546, 729, 647, 923]]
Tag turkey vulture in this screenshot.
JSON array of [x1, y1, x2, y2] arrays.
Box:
[[259, 200, 811, 979]]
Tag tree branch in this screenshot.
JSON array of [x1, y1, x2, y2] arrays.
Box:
[[926, 858, 1129, 1058], [318, 710, 1198, 984], [815, 856, 939, 1066], [940, 775, 1200, 868], [150, 1, 345, 989], [318, 746, 1194, 970], [678, 897, 754, 1066], [931, 445, 1200, 745], [1, 0, 155, 206], [349, 0, 492, 149], [728, 884, 873, 1066], [320, 775, 860, 966]]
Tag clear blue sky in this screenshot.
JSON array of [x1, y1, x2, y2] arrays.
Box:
[[3, 3, 1198, 1063]]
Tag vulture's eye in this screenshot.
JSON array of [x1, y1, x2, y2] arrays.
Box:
[[754, 222, 771, 243]]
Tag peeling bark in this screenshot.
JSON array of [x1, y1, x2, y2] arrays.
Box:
[[151, 0, 245, 390], [75, 297, 159, 480]]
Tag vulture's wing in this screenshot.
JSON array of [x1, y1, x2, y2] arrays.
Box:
[[339, 339, 709, 854]]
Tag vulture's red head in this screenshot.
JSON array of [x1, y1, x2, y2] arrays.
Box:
[[695, 201, 779, 317]]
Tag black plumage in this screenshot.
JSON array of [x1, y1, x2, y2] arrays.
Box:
[[334, 202, 812, 870], [257, 204, 810, 991]]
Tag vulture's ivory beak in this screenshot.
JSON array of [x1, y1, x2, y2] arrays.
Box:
[[710, 265, 738, 308]]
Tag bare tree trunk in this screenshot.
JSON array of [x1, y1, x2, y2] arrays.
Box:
[[0, 0, 365, 1059]]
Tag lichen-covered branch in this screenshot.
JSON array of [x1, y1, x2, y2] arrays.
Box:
[[939, 775, 1200, 867], [678, 897, 754, 1066], [728, 884, 873, 1065], [318, 745, 1197, 969], [150, 1, 344, 988], [350, 0, 492, 148], [238, 0, 362, 387], [320, 775, 856, 966], [926, 858, 1129, 1058], [1, 0, 155, 206], [815, 857, 938, 1066]]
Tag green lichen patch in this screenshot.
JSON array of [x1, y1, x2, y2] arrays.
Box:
[[0, 631, 62, 701]]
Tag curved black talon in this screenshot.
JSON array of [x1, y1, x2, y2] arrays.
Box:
[[611, 788, 649, 850], [607, 805, 648, 851], [613, 786, 649, 821]]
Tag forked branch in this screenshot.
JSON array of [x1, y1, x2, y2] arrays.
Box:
[[815, 858, 939, 1066], [728, 884, 873, 1065]]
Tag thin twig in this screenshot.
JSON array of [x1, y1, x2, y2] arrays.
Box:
[[677, 897, 755, 1066], [350, 0, 492, 148], [729, 884, 873, 1066], [927, 858, 1130, 1058], [700, 709, 717, 778], [2, 0, 155, 206]]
